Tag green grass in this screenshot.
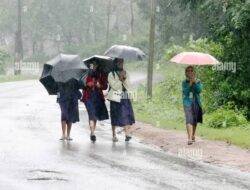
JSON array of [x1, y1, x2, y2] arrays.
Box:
[[135, 109, 250, 148], [197, 125, 250, 148], [0, 75, 38, 83], [133, 63, 250, 149], [135, 112, 184, 130]]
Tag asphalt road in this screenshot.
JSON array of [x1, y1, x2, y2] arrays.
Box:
[[0, 72, 250, 190]]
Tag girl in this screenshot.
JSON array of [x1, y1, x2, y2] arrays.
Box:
[[82, 62, 109, 142], [107, 58, 135, 142], [182, 66, 203, 145], [57, 79, 81, 141]]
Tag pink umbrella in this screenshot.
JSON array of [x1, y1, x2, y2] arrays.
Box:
[[170, 52, 219, 65]]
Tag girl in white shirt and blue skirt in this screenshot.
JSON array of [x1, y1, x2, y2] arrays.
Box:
[[107, 58, 135, 142]]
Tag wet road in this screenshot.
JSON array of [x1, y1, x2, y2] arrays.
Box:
[[0, 73, 250, 190]]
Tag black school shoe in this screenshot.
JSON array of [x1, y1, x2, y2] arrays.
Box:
[[125, 136, 132, 142], [90, 135, 96, 142]]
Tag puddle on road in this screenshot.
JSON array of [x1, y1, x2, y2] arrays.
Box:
[[28, 169, 63, 174], [27, 169, 68, 182], [27, 177, 68, 181]]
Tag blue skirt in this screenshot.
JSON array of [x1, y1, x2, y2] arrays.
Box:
[[59, 98, 79, 123], [85, 89, 109, 121], [110, 98, 135, 127], [184, 97, 203, 126]]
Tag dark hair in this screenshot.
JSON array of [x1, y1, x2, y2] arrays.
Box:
[[89, 62, 100, 79], [114, 58, 124, 64], [113, 58, 124, 72], [185, 65, 195, 78]]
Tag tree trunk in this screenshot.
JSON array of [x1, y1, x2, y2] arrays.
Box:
[[15, 0, 23, 75], [130, 0, 134, 36], [85, 17, 91, 43], [32, 40, 36, 56], [106, 0, 112, 48], [147, 0, 156, 98], [93, 0, 97, 42]]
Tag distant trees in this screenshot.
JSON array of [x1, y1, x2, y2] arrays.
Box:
[[0, 0, 148, 61], [137, 0, 250, 118]]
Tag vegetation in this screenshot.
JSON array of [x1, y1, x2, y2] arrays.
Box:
[[0, 49, 10, 74], [0, 0, 148, 62], [136, 0, 250, 119], [133, 36, 250, 148]]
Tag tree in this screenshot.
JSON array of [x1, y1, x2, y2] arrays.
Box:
[[179, 0, 250, 118], [147, 0, 156, 98], [15, 0, 23, 74], [130, 0, 135, 36]]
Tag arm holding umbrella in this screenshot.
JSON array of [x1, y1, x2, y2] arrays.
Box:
[[96, 73, 108, 90], [121, 71, 131, 91], [188, 75, 202, 93], [193, 80, 202, 94], [86, 75, 95, 89], [107, 57, 135, 142]]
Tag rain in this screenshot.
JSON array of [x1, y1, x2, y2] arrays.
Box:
[[1, 0, 250, 189]]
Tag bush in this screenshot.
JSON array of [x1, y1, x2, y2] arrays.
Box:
[[132, 63, 184, 123], [204, 107, 248, 128], [0, 50, 10, 74]]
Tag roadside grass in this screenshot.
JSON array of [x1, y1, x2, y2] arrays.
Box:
[[136, 109, 250, 148], [133, 63, 250, 149], [135, 112, 184, 130], [0, 75, 38, 83], [197, 125, 250, 148]]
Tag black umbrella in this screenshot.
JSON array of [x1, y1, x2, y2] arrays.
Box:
[[40, 54, 88, 95], [83, 55, 114, 77], [104, 45, 146, 61]]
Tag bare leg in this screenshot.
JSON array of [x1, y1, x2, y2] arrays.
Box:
[[67, 122, 72, 139], [186, 123, 193, 144], [112, 125, 116, 138], [93, 120, 97, 131], [112, 125, 118, 142], [60, 121, 67, 140], [89, 120, 97, 142], [89, 120, 95, 135], [124, 126, 129, 137], [124, 126, 132, 141], [192, 124, 197, 141]]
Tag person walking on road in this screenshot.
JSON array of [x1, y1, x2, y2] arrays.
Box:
[[107, 58, 135, 142], [182, 66, 203, 145], [57, 80, 82, 141], [81, 62, 109, 142]]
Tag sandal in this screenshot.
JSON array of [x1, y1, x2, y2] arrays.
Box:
[[112, 136, 119, 142], [187, 140, 193, 145], [125, 136, 132, 142], [59, 136, 66, 141], [90, 135, 96, 142]]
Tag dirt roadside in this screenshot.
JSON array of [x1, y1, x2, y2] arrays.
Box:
[[131, 121, 250, 173]]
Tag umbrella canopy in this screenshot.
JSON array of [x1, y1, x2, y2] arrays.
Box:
[[104, 45, 146, 61], [40, 54, 88, 95], [83, 55, 114, 77], [170, 52, 219, 65]]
